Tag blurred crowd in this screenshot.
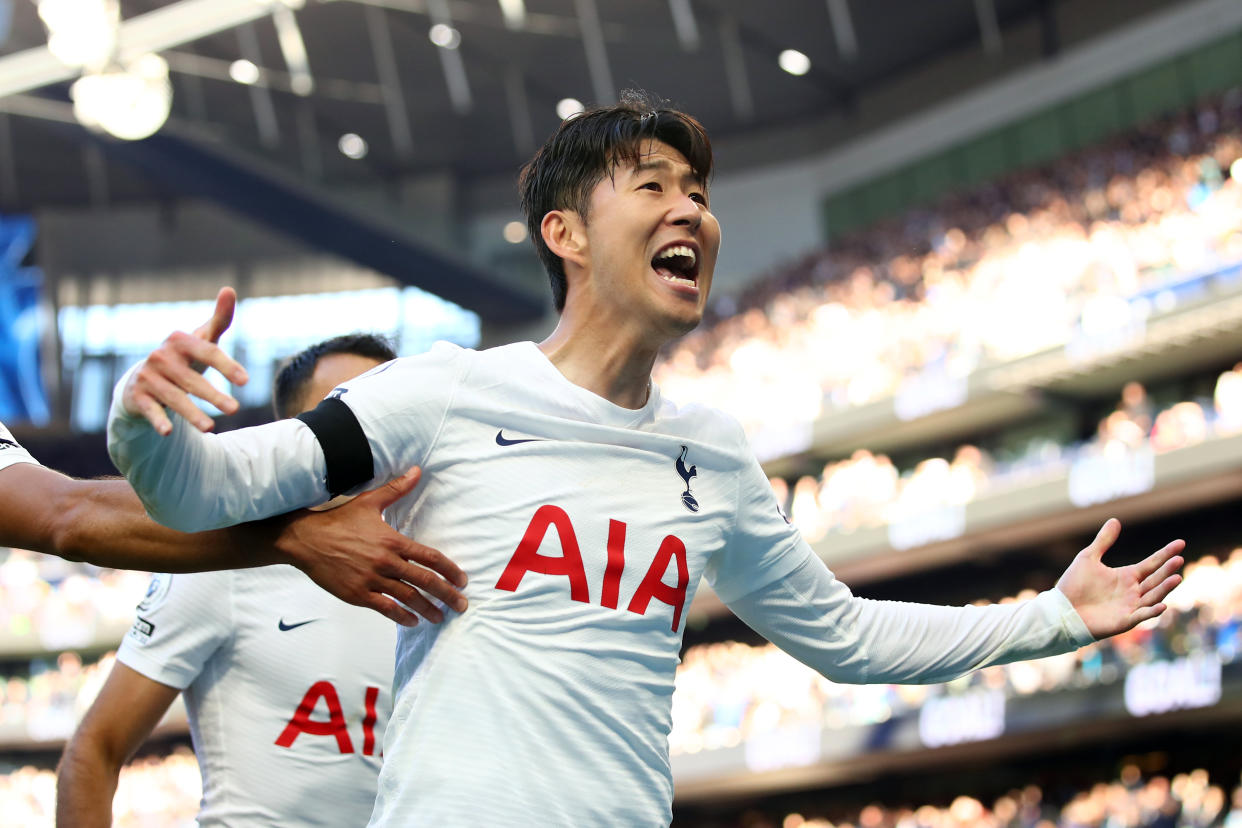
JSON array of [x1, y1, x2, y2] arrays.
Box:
[[670, 549, 1241, 757], [779, 370, 1242, 542], [0, 548, 147, 652], [654, 91, 1242, 441], [762, 767, 1242, 828], [0, 651, 114, 745], [0, 747, 200, 827]]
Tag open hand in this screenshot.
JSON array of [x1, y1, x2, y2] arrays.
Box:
[[274, 467, 468, 626], [1056, 518, 1184, 640], [121, 287, 249, 435]]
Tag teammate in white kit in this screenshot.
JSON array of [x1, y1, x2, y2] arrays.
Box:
[[107, 92, 1186, 826], [58, 335, 404, 827]]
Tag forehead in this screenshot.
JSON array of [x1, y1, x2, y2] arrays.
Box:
[[309, 353, 383, 395], [615, 140, 702, 182]]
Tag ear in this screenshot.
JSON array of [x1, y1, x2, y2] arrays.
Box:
[[541, 209, 587, 270]]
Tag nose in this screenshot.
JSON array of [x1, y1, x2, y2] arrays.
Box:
[[668, 192, 702, 232]]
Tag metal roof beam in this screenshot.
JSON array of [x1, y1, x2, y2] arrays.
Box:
[[0, 0, 313, 100]]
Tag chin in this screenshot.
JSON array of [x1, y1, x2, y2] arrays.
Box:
[[662, 309, 703, 340]]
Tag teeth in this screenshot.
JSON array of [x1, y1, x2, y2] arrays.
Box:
[[659, 273, 696, 287], [655, 245, 696, 265]]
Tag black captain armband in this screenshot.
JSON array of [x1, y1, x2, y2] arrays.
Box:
[[295, 397, 374, 497]]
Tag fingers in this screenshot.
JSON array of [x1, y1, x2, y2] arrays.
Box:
[[166, 331, 248, 387], [396, 559, 467, 611], [367, 467, 423, 511], [368, 594, 422, 627], [137, 370, 217, 433], [1135, 539, 1186, 581], [132, 393, 175, 437], [382, 580, 447, 623], [400, 538, 467, 590], [1129, 603, 1166, 627], [1138, 549, 1184, 595], [1085, 518, 1121, 561], [149, 341, 242, 413], [1141, 572, 1183, 609], [193, 287, 238, 344]]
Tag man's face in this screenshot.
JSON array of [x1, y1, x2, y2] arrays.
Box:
[[300, 352, 385, 416], [577, 139, 720, 341]]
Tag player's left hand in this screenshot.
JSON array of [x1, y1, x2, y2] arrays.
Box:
[[274, 467, 468, 626], [1055, 518, 1184, 640]]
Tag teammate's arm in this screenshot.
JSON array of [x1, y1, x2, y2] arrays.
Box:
[[55, 663, 180, 828], [725, 519, 1183, 685], [0, 462, 465, 624]]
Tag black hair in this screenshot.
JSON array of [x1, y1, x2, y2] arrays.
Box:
[[518, 89, 714, 312], [272, 333, 397, 419]]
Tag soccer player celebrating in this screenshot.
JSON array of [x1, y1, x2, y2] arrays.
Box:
[[106, 92, 1185, 826], [58, 335, 413, 827]]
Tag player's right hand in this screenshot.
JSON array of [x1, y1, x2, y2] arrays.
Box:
[[121, 287, 249, 435], [276, 467, 469, 626]]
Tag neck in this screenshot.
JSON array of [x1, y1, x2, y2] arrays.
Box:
[[538, 308, 661, 410]]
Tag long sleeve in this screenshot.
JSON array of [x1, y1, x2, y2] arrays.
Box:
[[726, 552, 1095, 685], [107, 344, 468, 533], [107, 380, 330, 532]]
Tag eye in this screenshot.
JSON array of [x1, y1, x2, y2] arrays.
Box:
[[690, 192, 708, 206], [640, 181, 663, 192]]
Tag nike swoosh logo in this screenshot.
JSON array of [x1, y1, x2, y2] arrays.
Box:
[[278, 618, 319, 632], [496, 430, 543, 446]]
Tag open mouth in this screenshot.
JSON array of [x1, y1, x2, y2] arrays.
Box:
[[651, 243, 700, 288]]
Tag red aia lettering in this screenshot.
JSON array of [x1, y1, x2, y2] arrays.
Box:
[[495, 508, 689, 632], [495, 505, 590, 603], [601, 519, 627, 610], [276, 680, 354, 753], [626, 535, 689, 632], [362, 685, 379, 756], [275, 682, 383, 754]]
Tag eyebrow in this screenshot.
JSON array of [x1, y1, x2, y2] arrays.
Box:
[[633, 159, 706, 187]]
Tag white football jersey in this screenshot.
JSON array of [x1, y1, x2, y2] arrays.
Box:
[[109, 342, 1093, 826], [117, 565, 395, 827], [0, 420, 39, 473]]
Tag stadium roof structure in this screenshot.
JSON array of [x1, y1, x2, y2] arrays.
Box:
[[0, 0, 1192, 321]]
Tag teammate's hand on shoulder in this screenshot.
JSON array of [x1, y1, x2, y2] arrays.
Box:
[[121, 287, 249, 435], [1056, 518, 1185, 640], [276, 467, 469, 626]]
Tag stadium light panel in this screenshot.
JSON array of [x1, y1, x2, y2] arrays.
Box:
[[338, 132, 368, 159], [779, 49, 811, 76], [71, 52, 171, 140], [556, 98, 583, 120], [503, 221, 526, 244], [228, 58, 260, 84], [429, 23, 461, 50]]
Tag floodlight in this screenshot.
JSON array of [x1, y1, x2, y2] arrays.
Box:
[[556, 98, 583, 120], [779, 49, 811, 76], [71, 53, 171, 140]]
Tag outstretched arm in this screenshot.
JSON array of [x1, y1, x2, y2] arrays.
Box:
[[728, 520, 1183, 686], [0, 463, 465, 625], [56, 663, 180, 828]]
